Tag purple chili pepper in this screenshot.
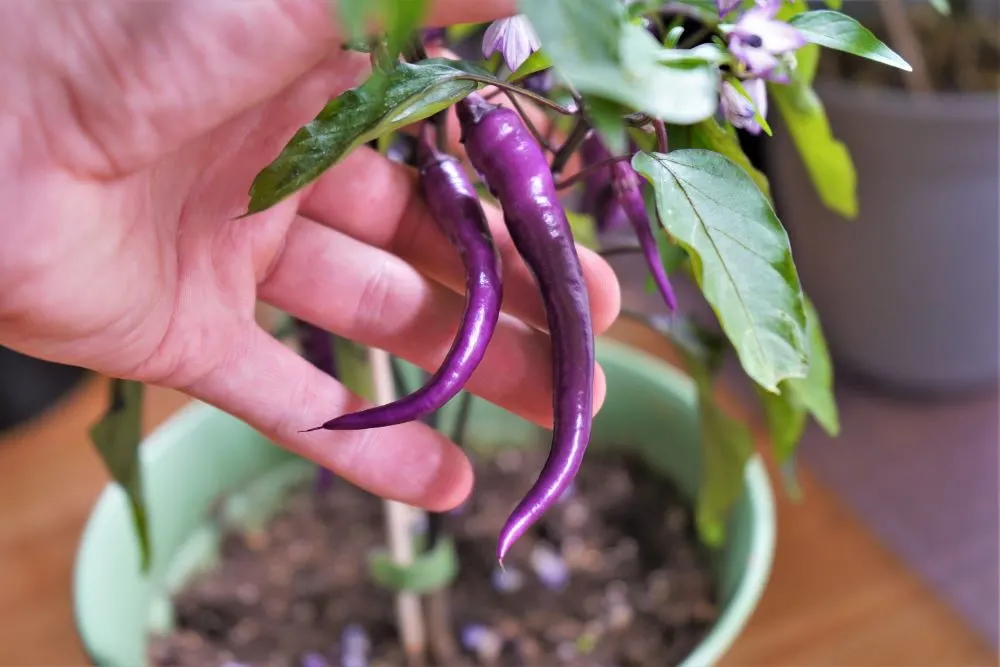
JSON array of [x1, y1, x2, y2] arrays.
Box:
[[609, 161, 678, 312], [457, 93, 595, 565], [307, 126, 503, 432]]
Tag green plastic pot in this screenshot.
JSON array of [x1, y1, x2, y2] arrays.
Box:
[[73, 339, 776, 667]]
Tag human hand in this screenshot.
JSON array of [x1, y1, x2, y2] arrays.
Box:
[[0, 1, 621, 511]]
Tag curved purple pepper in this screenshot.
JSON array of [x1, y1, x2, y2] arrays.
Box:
[[310, 129, 503, 432], [456, 93, 595, 564], [609, 161, 678, 312]]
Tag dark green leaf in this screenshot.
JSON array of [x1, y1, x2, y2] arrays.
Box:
[[632, 149, 809, 393], [519, 0, 721, 124], [667, 119, 773, 203], [769, 78, 857, 219], [89, 379, 151, 572], [247, 59, 492, 214], [789, 10, 912, 71], [758, 297, 840, 463], [368, 536, 459, 593]]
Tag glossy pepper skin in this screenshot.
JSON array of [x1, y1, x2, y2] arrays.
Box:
[[311, 129, 503, 432], [610, 161, 678, 311], [456, 93, 595, 564]]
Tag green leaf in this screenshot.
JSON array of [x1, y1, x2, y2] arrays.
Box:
[[368, 536, 459, 593], [445, 22, 483, 43], [334, 339, 375, 402], [758, 297, 840, 463], [672, 339, 754, 548], [89, 380, 151, 572], [520, 0, 721, 124], [509, 50, 553, 82], [823, 0, 843, 9], [769, 79, 857, 219], [632, 149, 809, 393], [583, 95, 630, 155], [789, 10, 912, 71], [667, 119, 773, 204], [927, 0, 951, 15], [247, 59, 492, 214], [379, 0, 429, 61], [695, 385, 756, 546], [567, 210, 601, 251]]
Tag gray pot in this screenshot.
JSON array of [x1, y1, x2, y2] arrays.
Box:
[[767, 81, 999, 394]]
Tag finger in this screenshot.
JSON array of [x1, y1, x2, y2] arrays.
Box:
[[181, 322, 473, 511], [258, 216, 608, 429], [299, 146, 621, 337], [424, 0, 516, 25]]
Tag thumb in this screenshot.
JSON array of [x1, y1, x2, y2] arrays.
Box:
[[177, 322, 473, 511], [23, 0, 516, 178]]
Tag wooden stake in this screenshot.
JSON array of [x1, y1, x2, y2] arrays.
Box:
[[369, 347, 427, 666]]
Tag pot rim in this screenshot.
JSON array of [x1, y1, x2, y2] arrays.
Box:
[[71, 339, 777, 667]]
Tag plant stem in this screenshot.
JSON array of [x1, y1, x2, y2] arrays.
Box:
[[504, 90, 553, 152], [654, 120, 669, 153], [599, 243, 643, 259], [550, 118, 591, 175], [426, 590, 459, 665], [370, 348, 427, 666], [876, 0, 932, 92], [424, 390, 473, 552], [554, 155, 635, 190], [456, 75, 576, 115]]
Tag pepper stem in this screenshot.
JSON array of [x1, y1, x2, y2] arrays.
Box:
[[550, 117, 591, 175], [554, 154, 635, 190]]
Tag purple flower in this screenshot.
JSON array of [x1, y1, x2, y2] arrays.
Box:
[[460, 624, 503, 661], [727, 3, 806, 82], [482, 15, 541, 72], [717, 0, 743, 18], [720, 78, 767, 135], [529, 542, 569, 590], [340, 624, 370, 667], [491, 564, 526, 593], [299, 652, 329, 667]]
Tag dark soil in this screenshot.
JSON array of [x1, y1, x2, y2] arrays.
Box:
[[818, 5, 1000, 92], [148, 447, 718, 667]]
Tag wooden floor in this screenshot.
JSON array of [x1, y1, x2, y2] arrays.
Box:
[[0, 320, 996, 666]]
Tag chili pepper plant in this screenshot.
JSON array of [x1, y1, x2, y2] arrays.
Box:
[[88, 0, 916, 664]]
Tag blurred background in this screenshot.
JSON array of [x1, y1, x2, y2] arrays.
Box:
[[0, 0, 997, 664]]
